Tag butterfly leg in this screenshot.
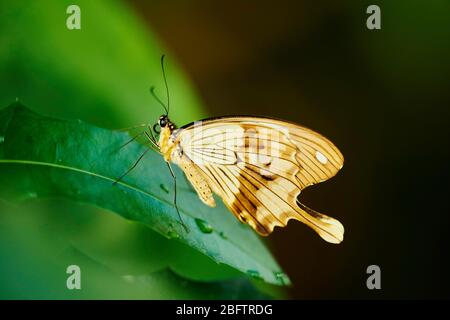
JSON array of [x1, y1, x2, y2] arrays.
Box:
[[89, 131, 147, 172], [111, 126, 162, 184], [166, 162, 190, 233], [113, 123, 149, 132], [114, 124, 160, 155], [113, 147, 153, 185], [115, 131, 147, 152], [144, 125, 161, 151]]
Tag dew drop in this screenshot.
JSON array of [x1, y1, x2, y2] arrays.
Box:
[[247, 270, 263, 280], [160, 184, 169, 194], [219, 231, 228, 239], [166, 230, 180, 239], [0, 136, 4, 144], [274, 271, 289, 285], [195, 218, 213, 233]]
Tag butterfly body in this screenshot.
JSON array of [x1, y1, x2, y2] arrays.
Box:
[[156, 114, 345, 244], [157, 119, 177, 162], [158, 116, 216, 207]]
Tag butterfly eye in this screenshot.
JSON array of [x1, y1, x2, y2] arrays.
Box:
[[153, 123, 161, 134], [159, 117, 167, 127]]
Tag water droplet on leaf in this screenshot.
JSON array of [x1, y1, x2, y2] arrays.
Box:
[[0, 136, 4, 144], [195, 218, 213, 233], [219, 231, 227, 239], [247, 270, 263, 280], [166, 230, 180, 239], [160, 184, 169, 193], [274, 271, 289, 285]]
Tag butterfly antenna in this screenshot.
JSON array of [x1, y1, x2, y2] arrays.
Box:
[[161, 54, 170, 115], [150, 86, 169, 115]]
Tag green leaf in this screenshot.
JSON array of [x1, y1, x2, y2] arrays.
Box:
[[20, 198, 243, 283], [0, 103, 290, 286], [0, 199, 272, 299]]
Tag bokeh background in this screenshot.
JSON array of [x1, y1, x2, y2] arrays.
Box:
[[1, 0, 449, 299]]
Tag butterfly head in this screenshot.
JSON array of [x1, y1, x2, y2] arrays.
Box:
[[158, 115, 169, 128], [156, 115, 176, 133]]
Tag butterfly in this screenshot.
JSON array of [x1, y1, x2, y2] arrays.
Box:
[[118, 56, 344, 244]]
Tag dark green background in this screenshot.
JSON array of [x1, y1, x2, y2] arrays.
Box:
[[1, 0, 450, 299]]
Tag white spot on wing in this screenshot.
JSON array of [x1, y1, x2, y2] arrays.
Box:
[[315, 151, 328, 164]]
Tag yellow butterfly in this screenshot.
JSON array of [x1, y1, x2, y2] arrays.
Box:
[[119, 56, 344, 244], [154, 114, 344, 244]]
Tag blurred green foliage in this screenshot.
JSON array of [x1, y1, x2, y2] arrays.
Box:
[[0, 199, 271, 299], [0, 1, 285, 298], [0, 0, 206, 127]]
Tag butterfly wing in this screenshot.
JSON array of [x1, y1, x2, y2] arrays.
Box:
[[173, 116, 344, 243]]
